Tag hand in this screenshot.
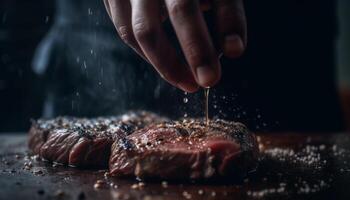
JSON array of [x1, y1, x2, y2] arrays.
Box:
[[103, 0, 247, 92]]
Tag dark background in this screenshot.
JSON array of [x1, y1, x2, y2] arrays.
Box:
[[0, 0, 348, 132], [0, 0, 54, 132]]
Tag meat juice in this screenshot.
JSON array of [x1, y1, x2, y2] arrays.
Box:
[[204, 87, 210, 126]]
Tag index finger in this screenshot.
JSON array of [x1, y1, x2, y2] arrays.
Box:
[[165, 0, 221, 88]]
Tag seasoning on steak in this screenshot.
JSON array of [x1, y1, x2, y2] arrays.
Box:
[[109, 119, 259, 180], [28, 111, 165, 168]]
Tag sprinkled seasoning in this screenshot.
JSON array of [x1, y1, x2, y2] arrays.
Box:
[[246, 142, 350, 199]]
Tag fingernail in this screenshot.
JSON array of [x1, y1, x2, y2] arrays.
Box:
[[224, 34, 244, 58], [196, 66, 218, 87]]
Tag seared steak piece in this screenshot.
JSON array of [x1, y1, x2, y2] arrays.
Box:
[[28, 111, 165, 168], [109, 119, 259, 180]]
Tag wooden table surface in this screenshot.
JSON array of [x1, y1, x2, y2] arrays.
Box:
[[0, 133, 350, 200]]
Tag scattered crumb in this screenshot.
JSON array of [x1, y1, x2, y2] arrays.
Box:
[[104, 172, 110, 178], [109, 182, 118, 188], [54, 190, 65, 197], [131, 184, 138, 190], [23, 162, 33, 170], [94, 180, 107, 190], [131, 182, 146, 190], [31, 155, 40, 161], [182, 191, 192, 199], [33, 169, 44, 175], [111, 191, 130, 200], [138, 182, 145, 188], [52, 163, 60, 167], [96, 179, 105, 184]]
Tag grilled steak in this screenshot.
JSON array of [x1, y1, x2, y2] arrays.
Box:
[[28, 111, 165, 168], [109, 119, 259, 180]]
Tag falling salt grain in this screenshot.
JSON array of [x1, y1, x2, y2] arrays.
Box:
[[198, 189, 204, 195], [183, 98, 188, 103], [88, 8, 93, 15], [161, 181, 168, 188]]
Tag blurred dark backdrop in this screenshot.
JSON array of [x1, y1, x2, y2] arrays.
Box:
[[0, 0, 54, 131]]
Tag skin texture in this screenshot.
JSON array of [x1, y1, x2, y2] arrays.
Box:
[[103, 0, 247, 92]]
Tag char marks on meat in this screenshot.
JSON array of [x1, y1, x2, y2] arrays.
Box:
[[28, 111, 165, 168], [109, 119, 259, 180]]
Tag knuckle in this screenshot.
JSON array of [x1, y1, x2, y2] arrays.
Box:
[[118, 26, 136, 46], [167, 0, 197, 17], [132, 19, 157, 45]]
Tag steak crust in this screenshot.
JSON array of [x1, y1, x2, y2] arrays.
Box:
[[29, 112, 259, 179], [109, 119, 259, 180], [28, 111, 165, 168]]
